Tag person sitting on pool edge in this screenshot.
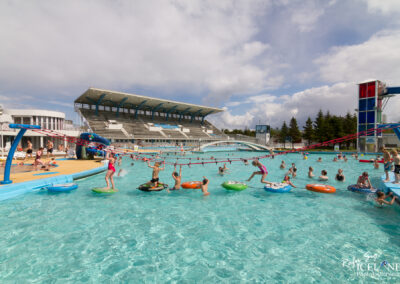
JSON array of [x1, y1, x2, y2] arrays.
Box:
[[201, 176, 210, 196], [335, 169, 345, 182], [283, 175, 296, 188], [147, 161, 165, 187], [319, 170, 328, 181], [375, 191, 397, 206], [357, 172, 372, 188], [33, 147, 45, 171], [168, 165, 182, 192], [247, 160, 271, 184]]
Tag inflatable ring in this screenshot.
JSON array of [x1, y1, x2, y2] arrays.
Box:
[[181, 181, 202, 189], [221, 181, 248, 191], [47, 183, 78, 192], [92, 187, 118, 194], [138, 182, 167, 192], [264, 183, 292, 193], [347, 184, 377, 194], [306, 184, 336, 194]]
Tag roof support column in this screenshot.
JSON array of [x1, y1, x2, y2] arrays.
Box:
[[179, 107, 191, 122], [116, 97, 128, 117], [152, 103, 164, 120], [166, 105, 178, 121], [190, 110, 202, 123], [95, 93, 106, 116], [134, 100, 147, 119]]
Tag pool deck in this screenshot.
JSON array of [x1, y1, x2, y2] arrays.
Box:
[[0, 158, 107, 201], [381, 172, 400, 205]]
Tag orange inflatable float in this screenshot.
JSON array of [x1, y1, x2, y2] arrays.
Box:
[[306, 184, 336, 194], [181, 181, 202, 189]]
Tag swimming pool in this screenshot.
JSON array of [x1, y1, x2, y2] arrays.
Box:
[[1, 152, 399, 282]]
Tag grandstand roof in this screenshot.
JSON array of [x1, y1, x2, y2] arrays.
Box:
[[75, 88, 223, 117]]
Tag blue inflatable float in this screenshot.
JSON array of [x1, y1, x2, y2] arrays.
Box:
[[264, 183, 292, 193], [347, 184, 376, 194], [47, 183, 78, 192]]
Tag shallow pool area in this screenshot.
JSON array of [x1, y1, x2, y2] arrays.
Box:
[[1, 152, 400, 282]]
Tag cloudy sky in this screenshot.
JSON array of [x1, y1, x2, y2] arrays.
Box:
[[1, 0, 400, 129]]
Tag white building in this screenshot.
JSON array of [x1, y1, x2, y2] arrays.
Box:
[[0, 108, 80, 151]]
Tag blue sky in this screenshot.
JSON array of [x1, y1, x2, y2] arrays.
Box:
[[1, 0, 400, 129]]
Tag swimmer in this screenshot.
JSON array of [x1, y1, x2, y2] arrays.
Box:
[[104, 152, 117, 190], [335, 169, 345, 182], [344, 156, 348, 162], [317, 157, 322, 162], [375, 191, 397, 206], [290, 163, 297, 178], [382, 147, 392, 182], [319, 170, 328, 181], [333, 157, 337, 162], [243, 159, 249, 165], [218, 166, 224, 175], [247, 160, 271, 185], [131, 163, 134, 166], [147, 161, 165, 187], [308, 166, 314, 178], [280, 161, 286, 169], [283, 175, 296, 188], [391, 149, 400, 184], [357, 172, 372, 188], [201, 176, 210, 196], [373, 159, 379, 169], [117, 156, 122, 166], [168, 165, 182, 192]]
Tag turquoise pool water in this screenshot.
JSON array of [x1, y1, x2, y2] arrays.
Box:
[[1, 152, 400, 282]]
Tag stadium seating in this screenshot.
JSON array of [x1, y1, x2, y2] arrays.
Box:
[[79, 109, 226, 141]]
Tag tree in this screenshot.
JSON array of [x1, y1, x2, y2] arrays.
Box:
[[288, 117, 302, 148], [314, 110, 325, 143], [279, 121, 288, 148], [303, 117, 314, 145]]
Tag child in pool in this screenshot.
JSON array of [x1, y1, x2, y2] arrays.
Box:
[[243, 159, 249, 165], [382, 147, 392, 182], [317, 157, 322, 162], [290, 163, 297, 178], [280, 161, 286, 169], [168, 165, 182, 192], [247, 160, 271, 184], [373, 159, 379, 169], [147, 161, 165, 187], [308, 166, 314, 178], [335, 169, 345, 182], [201, 176, 210, 196], [357, 172, 372, 188], [375, 191, 397, 206], [104, 151, 117, 190], [283, 175, 296, 188], [319, 170, 328, 181]]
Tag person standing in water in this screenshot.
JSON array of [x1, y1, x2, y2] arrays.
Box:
[[382, 147, 392, 182], [201, 176, 210, 196], [169, 165, 182, 191], [247, 160, 271, 184], [104, 151, 117, 191]]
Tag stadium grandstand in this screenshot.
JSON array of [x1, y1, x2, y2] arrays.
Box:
[[74, 88, 227, 144]]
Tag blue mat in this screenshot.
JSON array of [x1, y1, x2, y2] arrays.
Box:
[[33, 172, 60, 176]]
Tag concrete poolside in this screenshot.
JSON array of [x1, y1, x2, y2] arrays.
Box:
[[0, 158, 106, 185]]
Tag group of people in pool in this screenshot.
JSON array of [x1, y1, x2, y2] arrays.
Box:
[[102, 149, 398, 205]]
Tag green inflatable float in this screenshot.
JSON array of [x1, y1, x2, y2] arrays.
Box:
[[221, 181, 248, 191], [92, 188, 118, 194]]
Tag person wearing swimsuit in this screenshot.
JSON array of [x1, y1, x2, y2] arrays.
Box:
[[357, 172, 371, 188], [335, 169, 345, 182], [382, 147, 392, 182], [34, 147, 44, 170], [168, 165, 182, 192], [247, 160, 271, 184], [26, 140, 33, 159], [391, 149, 400, 183], [104, 152, 117, 190]]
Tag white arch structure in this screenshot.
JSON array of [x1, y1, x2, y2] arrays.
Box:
[[198, 140, 270, 151]]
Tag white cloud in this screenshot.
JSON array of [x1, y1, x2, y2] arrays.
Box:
[[315, 30, 400, 85], [0, 0, 281, 104], [361, 0, 400, 14], [210, 82, 358, 129]]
